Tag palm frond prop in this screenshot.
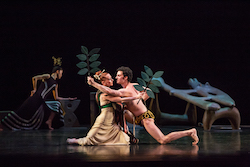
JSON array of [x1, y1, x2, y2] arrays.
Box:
[[76, 46, 101, 76], [134, 65, 164, 99]]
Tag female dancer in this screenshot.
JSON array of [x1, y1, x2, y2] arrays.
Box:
[[0, 59, 76, 130], [67, 70, 142, 145]]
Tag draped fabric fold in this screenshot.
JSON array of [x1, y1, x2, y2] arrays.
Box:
[[76, 91, 130, 146]]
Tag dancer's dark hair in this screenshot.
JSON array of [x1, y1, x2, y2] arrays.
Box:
[[51, 66, 63, 74], [116, 66, 133, 82]]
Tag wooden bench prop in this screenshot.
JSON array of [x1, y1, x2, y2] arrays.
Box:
[[149, 77, 240, 130], [60, 99, 80, 127]]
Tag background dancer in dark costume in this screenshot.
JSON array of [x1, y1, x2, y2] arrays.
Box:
[[0, 57, 77, 130]]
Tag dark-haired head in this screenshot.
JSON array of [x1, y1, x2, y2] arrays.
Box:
[[116, 66, 133, 82], [52, 66, 63, 74]]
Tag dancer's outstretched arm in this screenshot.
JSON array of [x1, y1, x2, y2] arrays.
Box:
[[31, 74, 50, 96], [104, 92, 144, 103], [87, 76, 131, 97]]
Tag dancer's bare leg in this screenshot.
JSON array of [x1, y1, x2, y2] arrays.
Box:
[[124, 110, 134, 124], [142, 118, 199, 145], [46, 112, 55, 130], [164, 128, 199, 145]]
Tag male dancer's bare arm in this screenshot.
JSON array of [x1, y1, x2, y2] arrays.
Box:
[[105, 92, 144, 103], [87, 76, 123, 97]]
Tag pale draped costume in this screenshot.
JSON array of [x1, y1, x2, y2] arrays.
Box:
[[76, 92, 130, 146]]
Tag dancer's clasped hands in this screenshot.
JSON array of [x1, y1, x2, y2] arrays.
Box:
[[87, 76, 94, 85]]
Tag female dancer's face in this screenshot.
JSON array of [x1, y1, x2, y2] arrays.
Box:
[[57, 70, 63, 79], [102, 73, 114, 87]]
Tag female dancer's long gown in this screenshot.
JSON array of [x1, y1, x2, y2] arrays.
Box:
[[76, 92, 130, 145], [1, 77, 64, 130]]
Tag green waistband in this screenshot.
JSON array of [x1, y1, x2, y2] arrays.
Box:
[[97, 91, 113, 109], [99, 103, 112, 109]]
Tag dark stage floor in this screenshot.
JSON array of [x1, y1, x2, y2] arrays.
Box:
[[1, 125, 250, 167]]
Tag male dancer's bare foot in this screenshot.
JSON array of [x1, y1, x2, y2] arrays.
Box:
[[67, 138, 78, 145], [189, 128, 199, 145], [45, 120, 54, 130]]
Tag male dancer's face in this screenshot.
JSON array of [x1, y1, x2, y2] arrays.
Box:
[[115, 71, 127, 85]]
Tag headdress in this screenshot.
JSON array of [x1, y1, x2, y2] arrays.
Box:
[[52, 56, 62, 66], [94, 69, 105, 81]]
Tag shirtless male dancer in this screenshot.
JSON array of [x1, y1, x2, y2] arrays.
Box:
[[87, 66, 199, 145]]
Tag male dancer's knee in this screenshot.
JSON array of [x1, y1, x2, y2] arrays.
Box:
[[142, 118, 166, 144]]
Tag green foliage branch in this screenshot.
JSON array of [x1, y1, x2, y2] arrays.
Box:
[[134, 65, 164, 100], [76, 46, 101, 76]]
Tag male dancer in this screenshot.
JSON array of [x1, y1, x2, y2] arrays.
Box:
[[87, 66, 199, 145]]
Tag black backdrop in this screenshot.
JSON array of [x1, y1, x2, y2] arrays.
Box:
[[1, 1, 249, 125]]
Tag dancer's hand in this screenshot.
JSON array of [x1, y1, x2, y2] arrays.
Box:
[[87, 76, 94, 85], [30, 89, 36, 96], [136, 92, 145, 99], [69, 97, 77, 100]]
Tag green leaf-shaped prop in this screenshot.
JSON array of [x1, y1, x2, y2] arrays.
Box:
[[89, 54, 100, 62], [76, 46, 101, 76], [90, 61, 101, 68], [137, 77, 146, 87], [76, 54, 87, 61], [146, 89, 155, 99], [153, 71, 164, 78], [81, 46, 88, 55], [76, 62, 87, 68], [151, 80, 162, 87], [89, 48, 101, 56], [144, 65, 153, 77], [77, 68, 88, 76], [134, 84, 144, 91], [134, 65, 164, 100], [141, 72, 150, 82], [148, 84, 160, 93]]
